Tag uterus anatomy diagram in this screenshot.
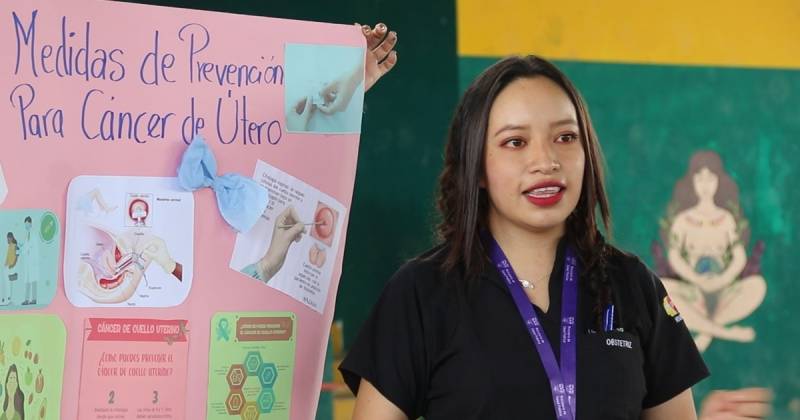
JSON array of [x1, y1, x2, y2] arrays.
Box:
[[78, 224, 182, 303], [65, 177, 194, 307], [77, 223, 181, 304], [308, 202, 338, 268]]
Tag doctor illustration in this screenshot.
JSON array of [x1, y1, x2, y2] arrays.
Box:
[[20, 216, 39, 305]]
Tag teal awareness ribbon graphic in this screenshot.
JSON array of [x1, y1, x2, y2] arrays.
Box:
[[217, 318, 231, 341]]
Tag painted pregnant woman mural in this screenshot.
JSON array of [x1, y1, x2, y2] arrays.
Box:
[[653, 151, 766, 352]]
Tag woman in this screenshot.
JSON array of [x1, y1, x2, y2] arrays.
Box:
[[339, 56, 710, 419], [661, 151, 766, 352], [2, 364, 25, 420], [4, 233, 19, 306]]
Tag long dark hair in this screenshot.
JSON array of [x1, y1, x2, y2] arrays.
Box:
[[436, 55, 614, 320], [3, 364, 25, 419]]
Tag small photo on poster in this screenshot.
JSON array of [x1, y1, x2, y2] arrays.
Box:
[[78, 318, 190, 420], [0, 314, 67, 420], [284, 43, 366, 134], [207, 312, 295, 420], [125, 194, 153, 228], [64, 176, 194, 307], [0, 209, 60, 310], [230, 160, 346, 313]]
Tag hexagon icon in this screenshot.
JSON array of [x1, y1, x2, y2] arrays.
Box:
[[225, 389, 245, 415], [258, 363, 278, 388], [257, 388, 275, 413], [240, 402, 260, 420], [226, 364, 247, 389], [244, 351, 263, 376]]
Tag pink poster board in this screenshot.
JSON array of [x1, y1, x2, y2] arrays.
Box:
[[0, 0, 364, 418], [78, 318, 190, 419]]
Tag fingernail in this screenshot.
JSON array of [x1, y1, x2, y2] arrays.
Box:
[[362, 25, 370, 32], [377, 23, 386, 31]]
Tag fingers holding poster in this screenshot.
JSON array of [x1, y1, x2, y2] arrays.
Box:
[[0, 314, 66, 420], [230, 160, 345, 313], [64, 176, 193, 307]]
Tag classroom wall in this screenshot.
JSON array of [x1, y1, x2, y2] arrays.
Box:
[[459, 0, 800, 417]]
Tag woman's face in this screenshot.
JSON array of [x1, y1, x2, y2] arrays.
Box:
[[483, 76, 585, 236], [692, 166, 719, 201], [6, 371, 18, 393]]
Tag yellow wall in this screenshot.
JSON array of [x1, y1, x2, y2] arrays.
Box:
[[457, 0, 800, 69]]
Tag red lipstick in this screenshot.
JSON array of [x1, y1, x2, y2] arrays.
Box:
[[524, 181, 566, 207]]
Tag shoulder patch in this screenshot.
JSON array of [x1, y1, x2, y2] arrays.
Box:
[[662, 296, 684, 323]]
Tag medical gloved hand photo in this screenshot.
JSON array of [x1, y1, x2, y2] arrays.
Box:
[[255, 205, 305, 282], [286, 95, 316, 131], [316, 22, 398, 116], [140, 235, 181, 280]]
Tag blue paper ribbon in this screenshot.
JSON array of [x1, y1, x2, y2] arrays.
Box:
[[177, 135, 269, 232]]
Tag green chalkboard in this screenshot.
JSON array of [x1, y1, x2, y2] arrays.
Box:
[[461, 57, 800, 418]]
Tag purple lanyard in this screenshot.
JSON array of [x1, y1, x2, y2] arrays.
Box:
[[486, 235, 578, 420]]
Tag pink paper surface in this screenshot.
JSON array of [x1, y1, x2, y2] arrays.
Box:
[[0, 1, 364, 418], [78, 318, 189, 419]]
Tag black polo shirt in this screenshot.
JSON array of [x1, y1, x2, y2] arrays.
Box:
[[339, 240, 709, 419]]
